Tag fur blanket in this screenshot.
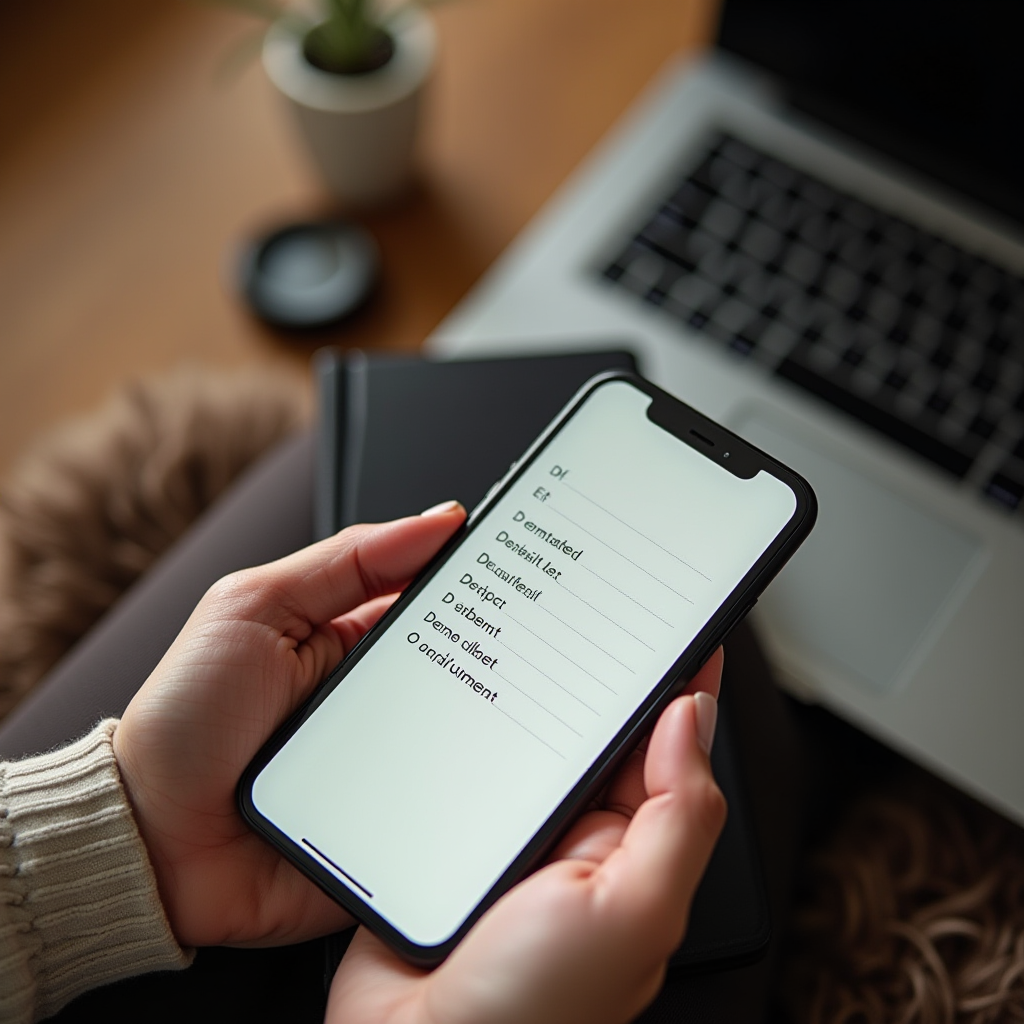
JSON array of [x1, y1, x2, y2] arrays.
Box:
[[0, 367, 305, 719], [783, 772, 1024, 1024]]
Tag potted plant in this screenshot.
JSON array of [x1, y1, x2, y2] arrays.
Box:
[[236, 0, 438, 207]]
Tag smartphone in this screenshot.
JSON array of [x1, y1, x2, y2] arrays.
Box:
[[239, 372, 816, 966]]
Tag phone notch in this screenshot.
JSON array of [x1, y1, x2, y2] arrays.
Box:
[[645, 392, 759, 479]]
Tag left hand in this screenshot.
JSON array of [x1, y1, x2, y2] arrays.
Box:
[[113, 503, 468, 948]]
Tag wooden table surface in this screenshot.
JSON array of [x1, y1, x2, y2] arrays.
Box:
[[0, 0, 718, 478]]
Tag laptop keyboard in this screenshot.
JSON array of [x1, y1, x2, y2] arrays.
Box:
[[601, 133, 1024, 514]]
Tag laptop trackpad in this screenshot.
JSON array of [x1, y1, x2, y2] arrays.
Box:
[[735, 411, 983, 693]]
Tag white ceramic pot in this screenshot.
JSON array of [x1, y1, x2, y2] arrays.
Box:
[[263, 8, 436, 208]]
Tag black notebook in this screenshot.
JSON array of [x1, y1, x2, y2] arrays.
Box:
[[314, 347, 769, 973]]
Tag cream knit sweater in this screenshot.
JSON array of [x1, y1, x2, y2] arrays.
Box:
[[0, 720, 191, 1023]]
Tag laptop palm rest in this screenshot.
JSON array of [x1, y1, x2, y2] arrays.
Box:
[[734, 409, 984, 693]]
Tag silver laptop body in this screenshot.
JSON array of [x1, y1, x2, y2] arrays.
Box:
[[428, 36, 1024, 822]]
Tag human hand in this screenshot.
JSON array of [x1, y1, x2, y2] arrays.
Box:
[[326, 651, 726, 1024], [113, 501, 467, 949]]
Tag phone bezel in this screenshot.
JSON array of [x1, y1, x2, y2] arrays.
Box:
[[238, 371, 817, 966]]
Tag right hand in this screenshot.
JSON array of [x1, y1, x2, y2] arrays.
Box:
[[327, 651, 726, 1024]]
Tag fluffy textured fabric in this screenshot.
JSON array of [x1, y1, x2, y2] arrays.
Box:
[[0, 366, 306, 721], [783, 771, 1024, 1024]]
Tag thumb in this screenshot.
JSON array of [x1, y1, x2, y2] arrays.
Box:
[[213, 501, 466, 630], [597, 695, 727, 953]]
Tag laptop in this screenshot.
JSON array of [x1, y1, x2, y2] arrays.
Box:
[[427, 1, 1024, 824]]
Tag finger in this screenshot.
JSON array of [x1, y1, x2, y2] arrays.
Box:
[[330, 593, 399, 653], [554, 647, 724, 864], [599, 748, 647, 818], [678, 646, 724, 699], [222, 502, 466, 631], [599, 649, 723, 813], [551, 654, 722, 863], [282, 592, 402, 703], [549, 808, 630, 864], [633, 648, 723, 757], [596, 696, 726, 951], [327, 927, 426, 1023]]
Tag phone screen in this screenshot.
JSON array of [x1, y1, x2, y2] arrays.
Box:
[[250, 380, 799, 949]]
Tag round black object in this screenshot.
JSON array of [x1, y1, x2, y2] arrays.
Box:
[[238, 220, 378, 329]]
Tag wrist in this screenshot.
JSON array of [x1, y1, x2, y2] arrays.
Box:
[[1, 720, 191, 1019], [111, 720, 187, 944]]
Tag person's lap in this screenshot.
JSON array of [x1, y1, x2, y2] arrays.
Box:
[[2, 433, 805, 1024]]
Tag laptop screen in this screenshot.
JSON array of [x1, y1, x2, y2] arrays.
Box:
[[717, 1, 1024, 227]]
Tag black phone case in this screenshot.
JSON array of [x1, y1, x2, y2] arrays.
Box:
[[239, 370, 817, 967]]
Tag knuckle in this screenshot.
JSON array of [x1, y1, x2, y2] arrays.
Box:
[[203, 567, 283, 618], [691, 776, 728, 838], [204, 570, 249, 605], [327, 522, 376, 560]]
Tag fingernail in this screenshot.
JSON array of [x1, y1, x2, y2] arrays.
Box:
[[693, 692, 718, 756], [421, 500, 462, 517]]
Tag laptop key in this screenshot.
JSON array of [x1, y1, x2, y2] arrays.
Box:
[[754, 320, 800, 363], [969, 414, 998, 440], [720, 137, 760, 170], [923, 281, 957, 319], [985, 329, 1012, 355], [760, 157, 798, 192], [802, 178, 838, 212], [837, 232, 876, 271], [984, 470, 1024, 512], [667, 273, 721, 313], [880, 259, 915, 296], [808, 344, 842, 372], [842, 345, 866, 368], [990, 287, 1014, 314], [687, 156, 720, 194], [759, 191, 803, 233], [887, 317, 913, 346], [783, 244, 823, 287], [640, 215, 698, 267], [866, 289, 901, 332], [618, 251, 666, 296], [711, 298, 760, 336], [930, 344, 956, 370], [797, 212, 833, 251], [729, 334, 758, 358], [681, 228, 720, 265], [699, 246, 744, 284], [667, 181, 714, 223], [881, 218, 917, 253], [734, 268, 777, 309], [884, 368, 910, 392], [822, 264, 861, 307], [719, 169, 758, 209], [702, 199, 747, 242], [926, 240, 959, 274], [739, 221, 784, 264]]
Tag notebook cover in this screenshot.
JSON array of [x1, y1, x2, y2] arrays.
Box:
[[315, 348, 639, 538], [314, 348, 769, 973]]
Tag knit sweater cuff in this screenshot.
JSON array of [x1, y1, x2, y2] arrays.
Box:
[[0, 719, 192, 1022]]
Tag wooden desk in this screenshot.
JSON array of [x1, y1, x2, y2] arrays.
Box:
[[0, 0, 718, 477]]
